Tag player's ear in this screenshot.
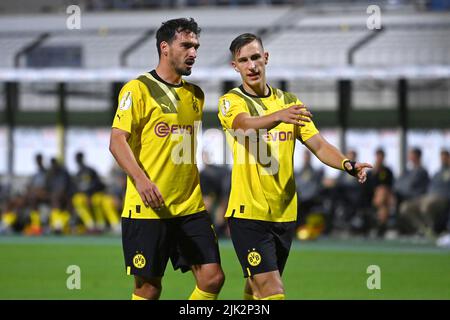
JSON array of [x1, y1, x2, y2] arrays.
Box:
[[231, 60, 239, 73], [160, 41, 169, 57], [264, 51, 269, 65]]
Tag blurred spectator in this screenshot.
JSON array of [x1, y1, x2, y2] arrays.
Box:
[[72, 152, 120, 234], [23, 154, 50, 235], [396, 147, 430, 234], [107, 162, 127, 214], [329, 150, 367, 233], [425, 149, 450, 234], [0, 176, 7, 209], [396, 148, 430, 200], [0, 193, 25, 235], [295, 150, 325, 240], [398, 149, 449, 236], [296, 150, 324, 219], [0, 177, 14, 234], [200, 151, 231, 238], [48, 157, 73, 234], [2, 155, 51, 235], [366, 148, 395, 237]]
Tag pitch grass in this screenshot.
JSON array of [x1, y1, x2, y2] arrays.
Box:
[[0, 236, 449, 300]]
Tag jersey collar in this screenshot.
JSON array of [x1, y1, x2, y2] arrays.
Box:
[[239, 84, 272, 98], [149, 70, 183, 88]]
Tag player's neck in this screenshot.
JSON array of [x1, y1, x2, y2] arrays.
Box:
[[242, 81, 269, 97], [154, 65, 182, 86]]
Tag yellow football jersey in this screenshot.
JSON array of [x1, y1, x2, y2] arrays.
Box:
[[218, 85, 319, 222], [112, 70, 205, 219]]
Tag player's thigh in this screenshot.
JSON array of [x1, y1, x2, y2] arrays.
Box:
[[373, 186, 390, 206], [228, 218, 279, 278], [273, 221, 296, 275], [171, 212, 221, 270], [122, 217, 173, 278]]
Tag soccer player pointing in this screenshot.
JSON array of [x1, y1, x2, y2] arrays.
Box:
[[110, 18, 224, 300], [218, 33, 372, 300]]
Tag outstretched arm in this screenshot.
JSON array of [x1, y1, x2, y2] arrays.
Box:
[[304, 133, 372, 183], [232, 104, 313, 131]]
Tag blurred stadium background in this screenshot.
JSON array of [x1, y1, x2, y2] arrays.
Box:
[[0, 0, 449, 299]]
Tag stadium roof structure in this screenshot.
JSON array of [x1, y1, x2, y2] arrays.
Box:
[[1, 8, 449, 69]]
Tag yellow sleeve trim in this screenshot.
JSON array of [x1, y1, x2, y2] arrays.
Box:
[[341, 158, 350, 171]]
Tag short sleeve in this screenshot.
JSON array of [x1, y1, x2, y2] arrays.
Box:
[[294, 98, 319, 143], [112, 80, 143, 133], [193, 84, 205, 112], [217, 94, 248, 130]]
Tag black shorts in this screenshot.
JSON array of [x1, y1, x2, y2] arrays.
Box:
[[228, 217, 296, 278], [122, 211, 221, 278]]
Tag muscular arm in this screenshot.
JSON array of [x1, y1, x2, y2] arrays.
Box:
[[109, 128, 146, 182], [109, 128, 164, 208], [304, 134, 347, 170], [232, 104, 312, 132], [304, 133, 372, 183]]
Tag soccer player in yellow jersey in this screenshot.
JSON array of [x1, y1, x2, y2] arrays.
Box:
[[109, 18, 224, 300], [218, 33, 372, 300]]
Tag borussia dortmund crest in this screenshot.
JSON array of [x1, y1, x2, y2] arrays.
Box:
[[247, 249, 261, 267], [133, 254, 146, 269]]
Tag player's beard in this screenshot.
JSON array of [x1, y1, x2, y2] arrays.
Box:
[[176, 66, 192, 76], [171, 59, 193, 76]]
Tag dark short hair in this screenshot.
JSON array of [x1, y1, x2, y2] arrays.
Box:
[[229, 33, 263, 58], [75, 152, 84, 161], [156, 18, 201, 57], [375, 148, 385, 157], [411, 147, 422, 158]]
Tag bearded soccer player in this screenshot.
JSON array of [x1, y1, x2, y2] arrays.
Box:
[[218, 33, 372, 300], [110, 18, 224, 300]]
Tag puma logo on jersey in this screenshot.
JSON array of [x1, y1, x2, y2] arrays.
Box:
[[161, 103, 176, 113]]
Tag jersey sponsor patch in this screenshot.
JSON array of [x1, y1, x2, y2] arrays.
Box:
[[220, 99, 230, 116], [119, 91, 132, 111]]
